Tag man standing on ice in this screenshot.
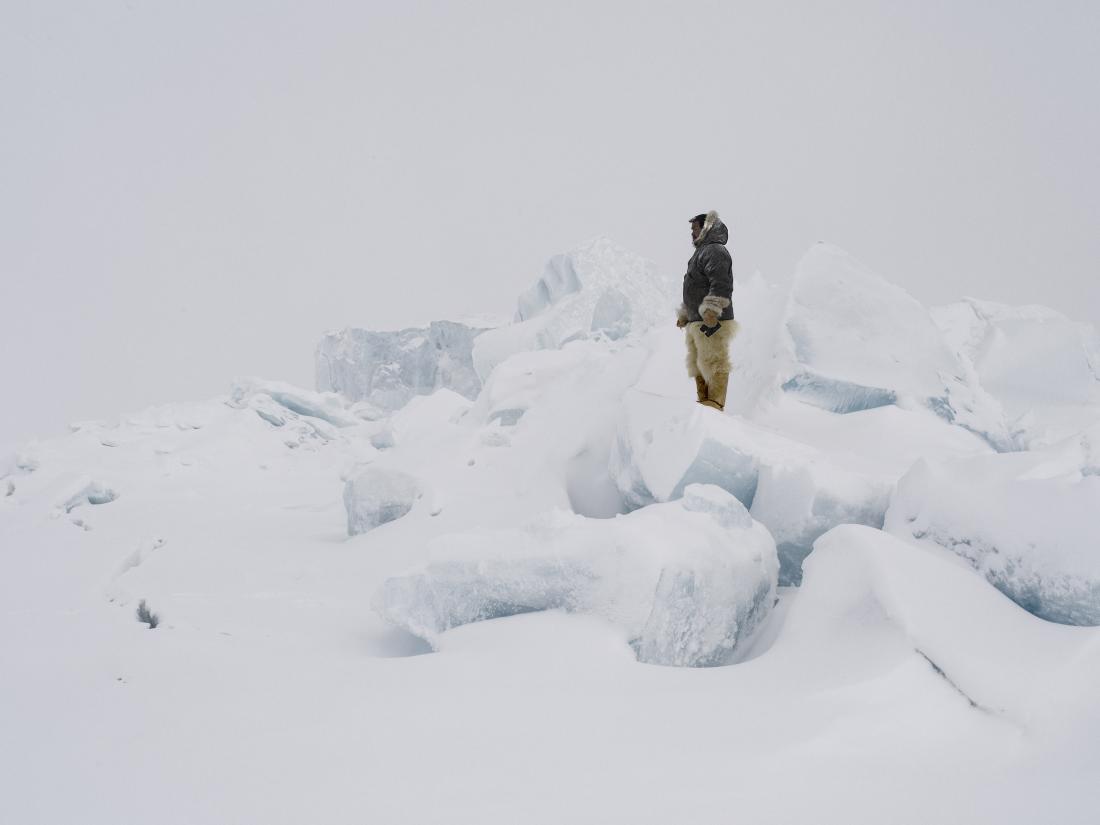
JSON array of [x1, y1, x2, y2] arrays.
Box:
[[676, 211, 737, 410]]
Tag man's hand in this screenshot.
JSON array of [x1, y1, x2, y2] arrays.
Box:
[[701, 309, 718, 327], [676, 317, 688, 328]]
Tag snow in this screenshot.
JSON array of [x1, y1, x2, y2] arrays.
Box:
[[230, 377, 362, 428], [885, 429, 1100, 625], [787, 524, 1100, 725], [3, 236, 1100, 823], [782, 244, 1016, 448], [374, 484, 778, 667], [932, 298, 1100, 446], [786, 244, 963, 398], [59, 477, 119, 512], [610, 376, 989, 584], [472, 237, 671, 378], [344, 467, 422, 536]]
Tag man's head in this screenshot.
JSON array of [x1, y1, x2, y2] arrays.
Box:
[[690, 213, 707, 242]]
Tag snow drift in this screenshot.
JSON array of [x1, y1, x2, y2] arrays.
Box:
[[783, 524, 1100, 723]]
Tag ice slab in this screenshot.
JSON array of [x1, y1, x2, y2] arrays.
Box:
[[934, 299, 1100, 407], [782, 244, 1017, 449], [610, 390, 890, 584], [780, 373, 897, 415], [372, 485, 778, 667], [229, 378, 360, 428], [885, 431, 1100, 625], [781, 525, 1099, 719], [473, 238, 670, 380], [933, 298, 1100, 446], [467, 346, 598, 428], [751, 463, 888, 585], [785, 244, 962, 398], [316, 320, 489, 412], [344, 467, 422, 536], [610, 392, 770, 510], [225, 378, 379, 449]]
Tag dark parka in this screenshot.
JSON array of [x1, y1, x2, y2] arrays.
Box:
[[679, 211, 734, 323]]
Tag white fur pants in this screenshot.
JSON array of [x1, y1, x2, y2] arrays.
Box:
[[684, 320, 737, 385]]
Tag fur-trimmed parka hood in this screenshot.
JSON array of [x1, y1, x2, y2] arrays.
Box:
[[693, 210, 729, 248]]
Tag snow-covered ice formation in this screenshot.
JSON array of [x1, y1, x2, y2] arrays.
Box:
[[5, 231, 1100, 824], [59, 478, 119, 512], [472, 238, 671, 379], [609, 382, 992, 584], [606, 242, 1100, 584], [316, 320, 489, 412], [780, 244, 1017, 449], [344, 467, 422, 536], [373, 484, 778, 666], [782, 524, 1100, 723], [932, 298, 1100, 446], [885, 428, 1100, 625], [609, 391, 891, 585], [468, 344, 613, 428], [230, 377, 363, 428]]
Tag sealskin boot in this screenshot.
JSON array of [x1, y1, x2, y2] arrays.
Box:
[[701, 372, 729, 411], [694, 375, 708, 403]]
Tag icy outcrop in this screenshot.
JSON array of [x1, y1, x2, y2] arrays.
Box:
[[781, 244, 1016, 449], [932, 298, 1100, 446], [59, 479, 119, 513], [316, 320, 489, 412], [609, 391, 890, 584], [783, 524, 1094, 716], [885, 430, 1100, 625], [225, 378, 384, 450], [473, 238, 670, 379], [468, 346, 600, 428], [344, 467, 421, 536], [750, 463, 888, 585], [610, 393, 768, 510], [933, 299, 1100, 405], [230, 378, 361, 428], [373, 485, 778, 666], [779, 373, 896, 415]]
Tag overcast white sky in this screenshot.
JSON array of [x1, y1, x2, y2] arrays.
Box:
[[2, 0, 1098, 445]]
